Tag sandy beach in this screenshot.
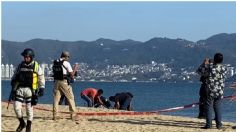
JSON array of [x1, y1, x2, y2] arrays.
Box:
[[1, 102, 236, 132]]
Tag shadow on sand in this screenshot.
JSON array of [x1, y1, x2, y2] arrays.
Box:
[[88, 117, 232, 129]]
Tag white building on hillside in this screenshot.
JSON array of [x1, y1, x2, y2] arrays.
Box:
[[5, 64, 9, 78], [2, 64, 5, 78], [9, 64, 14, 78]]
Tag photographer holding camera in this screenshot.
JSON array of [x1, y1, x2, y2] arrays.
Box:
[[52, 51, 78, 120], [196, 57, 211, 119]]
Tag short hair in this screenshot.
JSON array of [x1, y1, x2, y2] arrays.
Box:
[[61, 51, 70, 58], [214, 53, 223, 64], [97, 89, 103, 94]]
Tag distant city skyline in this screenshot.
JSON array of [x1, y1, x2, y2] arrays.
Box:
[[2, 1, 236, 42]]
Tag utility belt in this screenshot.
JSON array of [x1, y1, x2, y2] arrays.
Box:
[[18, 84, 32, 88], [54, 75, 69, 80], [13, 84, 38, 106], [55, 75, 74, 85]]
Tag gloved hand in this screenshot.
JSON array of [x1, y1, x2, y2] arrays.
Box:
[[31, 95, 38, 106], [38, 88, 44, 97]]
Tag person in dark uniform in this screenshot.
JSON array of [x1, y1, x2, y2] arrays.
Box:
[[109, 92, 133, 111], [11, 48, 45, 132], [196, 58, 211, 119]]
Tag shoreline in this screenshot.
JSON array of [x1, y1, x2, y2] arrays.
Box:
[[2, 103, 236, 132]]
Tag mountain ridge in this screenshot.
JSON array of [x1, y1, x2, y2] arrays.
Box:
[[2, 33, 236, 69]]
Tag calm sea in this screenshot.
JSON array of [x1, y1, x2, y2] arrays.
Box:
[[1, 80, 236, 122]]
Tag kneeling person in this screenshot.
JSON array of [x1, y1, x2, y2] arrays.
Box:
[[109, 92, 133, 111], [81, 88, 104, 107]]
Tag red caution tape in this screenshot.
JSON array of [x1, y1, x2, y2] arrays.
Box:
[[3, 95, 236, 116]]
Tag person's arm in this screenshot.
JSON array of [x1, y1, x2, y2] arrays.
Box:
[[97, 96, 104, 106], [114, 100, 120, 109], [69, 63, 79, 79], [37, 64, 45, 97], [37, 65, 45, 89], [197, 59, 210, 77]]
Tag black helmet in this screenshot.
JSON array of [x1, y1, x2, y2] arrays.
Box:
[[21, 48, 35, 58]]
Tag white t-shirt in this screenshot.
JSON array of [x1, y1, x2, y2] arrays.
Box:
[[60, 59, 73, 75]]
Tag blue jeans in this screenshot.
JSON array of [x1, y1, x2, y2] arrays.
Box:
[[81, 95, 93, 107], [205, 96, 222, 128]]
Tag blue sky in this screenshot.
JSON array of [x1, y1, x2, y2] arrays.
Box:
[[2, 1, 236, 42]]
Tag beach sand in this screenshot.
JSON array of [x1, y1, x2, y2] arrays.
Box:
[[2, 102, 236, 132]]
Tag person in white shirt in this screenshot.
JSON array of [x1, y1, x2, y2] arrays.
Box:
[[52, 51, 78, 120]]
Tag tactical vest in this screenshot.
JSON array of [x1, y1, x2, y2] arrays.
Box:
[[53, 59, 64, 80], [17, 61, 39, 90]]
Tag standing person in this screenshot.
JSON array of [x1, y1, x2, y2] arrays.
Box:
[[11, 48, 45, 132], [202, 53, 227, 129], [80, 88, 104, 107], [196, 58, 211, 119], [109, 92, 133, 111], [52, 51, 78, 120]]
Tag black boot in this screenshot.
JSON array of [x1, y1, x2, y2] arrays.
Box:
[[26, 120, 32, 132], [16, 118, 26, 132]]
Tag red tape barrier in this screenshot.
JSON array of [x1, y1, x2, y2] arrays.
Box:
[[3, 95, 236, 116]]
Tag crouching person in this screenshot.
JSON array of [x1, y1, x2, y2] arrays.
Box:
[[94, 96, 111, 108], [11, 48, 45, 132], [109, 92, 133, 111]]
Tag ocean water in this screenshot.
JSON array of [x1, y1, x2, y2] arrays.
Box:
[[1, 80, 236, 122]]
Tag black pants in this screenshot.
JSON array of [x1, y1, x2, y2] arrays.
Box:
[[59, 95, 69, 105], [198, 83, 207, 117]]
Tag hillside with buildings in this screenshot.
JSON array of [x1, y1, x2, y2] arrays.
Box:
[[2, 33, 236, 82]]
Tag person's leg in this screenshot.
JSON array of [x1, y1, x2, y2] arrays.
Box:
[[81, 95, 93, 107], [14, 101, 26, 132], [60, 80, 77, 119], [204, 96, 213, 128], [53, 81, 62, 120], [199, 84, 206, 118], [213, 97, 222, 129], [14, 96, 24, 119], [198, 96, 205, 118], [14, 88, 26, 132], [59, 95, 65, 105], [65, 96, 69, 105], [120, 97, 132, 110], [25, 88, 33, 132], [63, 85, 77, 111], [26, 102, 33, 132]]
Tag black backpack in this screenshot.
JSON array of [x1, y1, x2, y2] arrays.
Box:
[[52, 59, 64, 80]]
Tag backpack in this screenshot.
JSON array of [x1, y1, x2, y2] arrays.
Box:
[[52, 59, 64, 80]]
